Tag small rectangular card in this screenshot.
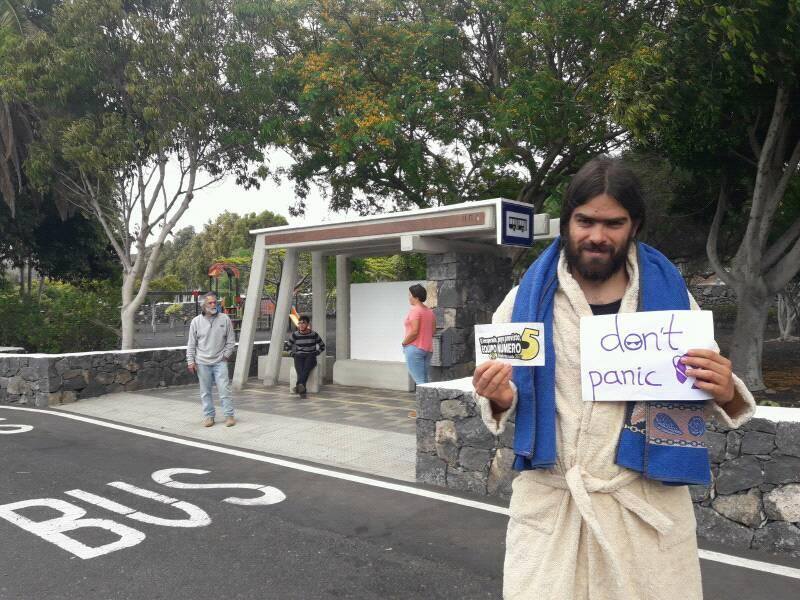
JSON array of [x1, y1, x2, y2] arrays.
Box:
[[474, 322, 546, 366], [580, 310, 715, 402]]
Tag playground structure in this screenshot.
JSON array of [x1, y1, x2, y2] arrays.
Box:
[[207, 262, 243, 317]]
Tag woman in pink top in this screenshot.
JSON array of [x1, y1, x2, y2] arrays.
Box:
[[401, 284, 435, 384]]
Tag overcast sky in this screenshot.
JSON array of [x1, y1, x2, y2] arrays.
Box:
[[171, 151, 350, 234]]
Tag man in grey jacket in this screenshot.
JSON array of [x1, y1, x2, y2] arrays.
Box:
[[187, 292, 237, 427]]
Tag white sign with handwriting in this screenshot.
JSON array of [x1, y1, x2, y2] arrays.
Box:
[[475, 322, 546, 366], [580, 310, 715, 402]]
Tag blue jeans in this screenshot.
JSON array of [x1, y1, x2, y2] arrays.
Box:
[[196, 362, 234, 418], [404, 345, 432, 384]]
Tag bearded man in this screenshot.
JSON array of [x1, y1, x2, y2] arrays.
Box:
[[187, 291, 237, 427], [473, 157, 755, 599]]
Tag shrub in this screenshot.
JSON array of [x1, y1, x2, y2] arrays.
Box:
[[165, 303, 184, 318], [0, 281, 120, 353]]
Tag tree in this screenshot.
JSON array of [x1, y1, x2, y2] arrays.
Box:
[[198, 210, 288, 265], [29, 212, 121, 284], [0, 0, 72, 220], [612, 0, 800, 389], [160, 210, 288, 288], [242, 0, 668, 214], [155, 225, 196, 284], [0, 0, 35, 217], [19, 0, 266, 348]]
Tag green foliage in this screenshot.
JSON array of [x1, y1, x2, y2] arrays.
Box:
[[164, 302, 184, 318], [19, 0, 268, 200], [6, 0, 276, 348], [242, 0, 666, 213], [160, 210, 287, 289], [611, 0, 799, 176], [0, 195, 118, 283], [148, 274, 184, 292], [351, 254, 427, 283], [610, 0, 800, 287], [0, 280, 120, 352]]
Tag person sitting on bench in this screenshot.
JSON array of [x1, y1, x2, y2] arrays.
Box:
[[289, 315, 325, 397]]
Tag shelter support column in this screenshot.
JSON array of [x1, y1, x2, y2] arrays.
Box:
[[335, 254, 351, 361], [311, 251, 327, 383], [232, 234, 268, 390], [264, 248, 298, 386]]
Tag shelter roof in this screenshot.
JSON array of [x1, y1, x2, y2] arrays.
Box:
[[249, 199, 558, 256]]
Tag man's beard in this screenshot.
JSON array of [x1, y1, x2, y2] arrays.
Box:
[[565, 234, 633, 282]]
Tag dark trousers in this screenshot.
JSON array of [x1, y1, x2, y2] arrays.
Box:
[[294, 353, 317, 386]]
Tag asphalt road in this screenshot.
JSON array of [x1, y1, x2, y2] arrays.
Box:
[[1, 407, 798, 600]]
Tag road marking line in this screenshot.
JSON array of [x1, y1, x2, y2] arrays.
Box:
[[3, 405, 799, 580], [0, 406, 508, 516], [697, 549, 800, 580]]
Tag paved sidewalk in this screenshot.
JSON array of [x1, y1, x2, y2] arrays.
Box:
[[56, 382, 417, 481]]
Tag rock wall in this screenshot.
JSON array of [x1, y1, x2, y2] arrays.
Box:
[[416, 384, 516, 500], [0, 341, 269, 407], [416, 383, 800, 557], [694, 418, 800, 556], [689, 284, 738, 307]]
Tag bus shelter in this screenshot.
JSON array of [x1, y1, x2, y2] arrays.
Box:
[[232, 199, 558, 392]]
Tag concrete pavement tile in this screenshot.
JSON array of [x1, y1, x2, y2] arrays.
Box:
[[55, 384, 418, 482]]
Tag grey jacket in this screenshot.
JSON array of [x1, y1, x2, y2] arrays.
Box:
[[186, 312, 236, 366]]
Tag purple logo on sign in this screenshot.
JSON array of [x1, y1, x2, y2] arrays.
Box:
[[673, 354, 700, 389]]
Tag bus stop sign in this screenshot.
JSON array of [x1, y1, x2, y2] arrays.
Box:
[[498, 200, 534, 247]]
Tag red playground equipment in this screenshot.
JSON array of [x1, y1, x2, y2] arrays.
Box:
[[207, 262, 243, 318]]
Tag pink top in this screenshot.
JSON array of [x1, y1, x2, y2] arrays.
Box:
[[404, 304, 435, 352]]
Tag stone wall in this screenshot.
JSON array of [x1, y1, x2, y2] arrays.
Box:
[[426, 253, 513, 381], [689, 284, 738, 307], [416, 383, 516, 500], [694, 418, 800, 556], [416, 383, 800, 557], [0, 341, 269, 407]]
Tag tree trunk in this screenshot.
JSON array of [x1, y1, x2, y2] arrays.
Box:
[[120, 270, 139, 350], [36, 273, 45, 303], [728, 287, 770, 391], [120, 305, 137, 350]]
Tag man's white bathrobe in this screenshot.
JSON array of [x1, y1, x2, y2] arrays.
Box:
[[475, 247, 755, 600]]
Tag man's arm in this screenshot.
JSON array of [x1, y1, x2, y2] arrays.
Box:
[[316, 333, 325, 356], [186, 319, 197, 372], [472, 286, 520, 434], [686, 292, 755, 426], [223, 316, 236, 360]]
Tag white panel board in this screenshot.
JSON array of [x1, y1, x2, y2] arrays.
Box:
[[350, 281, 427, 362]]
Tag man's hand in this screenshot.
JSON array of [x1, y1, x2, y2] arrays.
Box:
[[681, 349, 735, 406], [188, 363, 196, 374], [473, 360, 514, 412]]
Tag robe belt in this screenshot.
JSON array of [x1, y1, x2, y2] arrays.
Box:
[[529, 465, 675, 596]]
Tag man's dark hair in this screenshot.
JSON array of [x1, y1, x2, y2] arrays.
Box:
[[409, 284, 427, 302], [298, 314, 310, 324], [560, 156, 646, 238]]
